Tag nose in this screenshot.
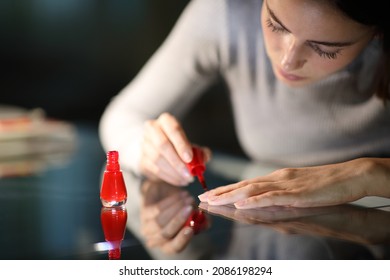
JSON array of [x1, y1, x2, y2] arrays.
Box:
[[281, 36, 306, 71]]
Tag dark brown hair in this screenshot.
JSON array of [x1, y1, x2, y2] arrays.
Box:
[[333, 0, 390, 100]]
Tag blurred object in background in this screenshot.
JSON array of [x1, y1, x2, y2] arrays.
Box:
[[0, 0, 244, 156], [0, 104, 77, 177], [0, 0, 190, 122]]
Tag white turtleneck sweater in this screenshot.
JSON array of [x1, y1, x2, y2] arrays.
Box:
[[99, 0, 390, 174]]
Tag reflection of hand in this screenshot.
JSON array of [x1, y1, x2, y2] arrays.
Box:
[[199, 202, 390, 244], [140, 180, 196, 254], [199, 202, 333, 223], [199, 158, 390, 208], [139, 112, 211, 186]]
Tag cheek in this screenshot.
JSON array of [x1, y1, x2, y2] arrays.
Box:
[[315, 37, 373, 77], [312, 60, 341, 76], [309, 55, 355, 78]]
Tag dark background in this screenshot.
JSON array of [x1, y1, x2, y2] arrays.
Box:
[[0, 0, 245, 156]]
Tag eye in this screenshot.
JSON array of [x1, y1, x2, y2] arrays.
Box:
[[308, 43, 342, 60], [266, 18, 286, 33], [265, 15, 343, 60]]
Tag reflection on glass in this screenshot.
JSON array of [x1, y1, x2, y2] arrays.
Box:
[[100, 206, 128, 260], [199, 203, 390, 245], [121, 163, 390, 259], [123, 174, 213, 259], [185, 209, 208, 235], [141, 179, 210, 235]]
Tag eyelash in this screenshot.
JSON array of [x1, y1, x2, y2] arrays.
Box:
[[266, 19, 284, 33], [265, 19, 341, 60], [308, 43, 341, 59]]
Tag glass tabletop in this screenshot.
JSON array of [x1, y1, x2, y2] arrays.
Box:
[[0, 122, 147, 260], [0, 123, 389, 260], [123, 156, 390, 260]]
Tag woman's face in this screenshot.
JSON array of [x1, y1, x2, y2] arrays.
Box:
[[261, 0, 376, 87]]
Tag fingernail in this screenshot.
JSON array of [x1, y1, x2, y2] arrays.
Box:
[[182, 168, 192, 179], [234, 200, 245, 207], [208, 195, 218, 201], [183, 227, 193, 236], [182, 151, 192, 163], [198, 192, 208, 201], [182, 205, 193, 218]]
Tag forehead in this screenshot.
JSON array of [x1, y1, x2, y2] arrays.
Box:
[[266, 0, 370, 42]]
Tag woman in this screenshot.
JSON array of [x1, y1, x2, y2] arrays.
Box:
[[99, 0, 390, 208]]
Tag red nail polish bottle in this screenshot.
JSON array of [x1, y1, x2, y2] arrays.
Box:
[[186, 147, 208, 191], [100, 206, 127, 260], [185, 209, 208, 235], [100, 150, 127, 207]]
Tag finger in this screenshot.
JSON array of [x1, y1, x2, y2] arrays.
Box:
[[198, 202, 209, 211], [198, 182, 242, 202], [234, 190, 304, 209], [143, 136, 194, 186], [202, 181, 249, 205], [207, 182, 279, 206], [197, 183, 239, 202], [141, 193, 183, 236], [156, 196, 194, 228], [144, 118, 192, 184], [141, 179, 181, 205], [209, 180, 251, 196], [198, 192, 209, 202], [145, 233, 168, 248], [145, 204, 193, 247], [160, 226, 194, 255], [231, 208, 267, 224], [143, 123, 191, 185], [197, 176, 276, 203], [157, 113, 193, 163], [141, 194, 194, 237], [206, 204, 237, 219], [160, 204, 193, 240], [140, 151, 190, 186], [142, 191, 189, 220]]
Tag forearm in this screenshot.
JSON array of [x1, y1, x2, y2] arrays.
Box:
[[99, 97, 145, 173], [99, 0, 226, 175]]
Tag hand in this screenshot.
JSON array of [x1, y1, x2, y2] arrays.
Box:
[[199, 158, 390, 208], [140, 180, 196, 254], [140, 112, 211, 186]]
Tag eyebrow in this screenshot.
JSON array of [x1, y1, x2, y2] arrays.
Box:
[[266, 2, 354, 48]]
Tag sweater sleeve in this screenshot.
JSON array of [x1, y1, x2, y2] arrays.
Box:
[[99, 0, 224, 174]]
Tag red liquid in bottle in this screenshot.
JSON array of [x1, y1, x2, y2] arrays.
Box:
[[101, 206, 128, 260], [186, 147, 208, 191], [100, 151, 127, 207]]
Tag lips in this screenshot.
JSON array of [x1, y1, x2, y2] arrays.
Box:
[[277, 67, 305, 82]]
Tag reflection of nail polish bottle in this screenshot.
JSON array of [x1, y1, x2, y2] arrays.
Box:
[[186, 147, 208, 191], [100, 151, 127, 207], [185, 209, 208, 235], [100, 206, 127, 260]]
